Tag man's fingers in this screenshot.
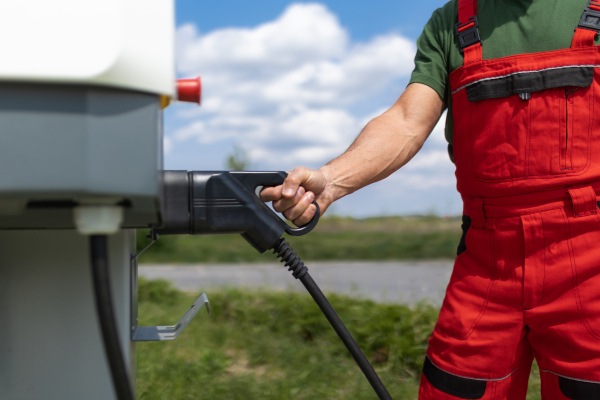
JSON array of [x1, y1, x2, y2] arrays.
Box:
[[292, 203, 317, 227], [282, 191, 314, 221], [260, 167, 314, 202], [273, 186, 305, 213], [281, 167, 314, 198], [281, 172, 301, 198], [259, 186, 282, 202], [260, 167, 328, 226]]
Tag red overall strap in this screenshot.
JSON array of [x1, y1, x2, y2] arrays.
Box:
[[572, 0, 600, 47], [572, 29, 597, 48], [458, 0, 477, 22], [457, 0, 481, 64]]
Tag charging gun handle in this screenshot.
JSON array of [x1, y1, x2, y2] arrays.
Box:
[[229, 171, 320, 236]]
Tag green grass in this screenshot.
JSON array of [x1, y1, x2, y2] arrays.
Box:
[[136, 278, 542, 400], [136, 278, 436, 399], [137, 215, 463, 263]]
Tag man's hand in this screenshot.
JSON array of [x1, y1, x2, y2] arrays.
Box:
[[259, 166, 332, 227]]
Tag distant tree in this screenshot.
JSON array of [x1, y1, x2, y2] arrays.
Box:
[[225, 143, 251, 171]]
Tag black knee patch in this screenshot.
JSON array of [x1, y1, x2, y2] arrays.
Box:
[[423, 357, 486, 399], [457, 215, 471, 256], [559, 376, 600, 400]]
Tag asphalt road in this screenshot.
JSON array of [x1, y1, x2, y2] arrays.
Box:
[[139, 260, 454, 305]]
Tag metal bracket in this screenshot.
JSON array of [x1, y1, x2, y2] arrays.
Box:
[[132, 229, 159, 261], [132, 292, 210, 341]]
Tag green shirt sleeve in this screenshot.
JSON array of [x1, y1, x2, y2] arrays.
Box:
[[408, 3, 456, 104]]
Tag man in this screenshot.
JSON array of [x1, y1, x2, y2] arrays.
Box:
[[261, 0, 600, 398]]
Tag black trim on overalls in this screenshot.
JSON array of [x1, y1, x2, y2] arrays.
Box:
[[422, 357, 487, 399], [559, 375, 600, 399], [465, 66, 594, 102]]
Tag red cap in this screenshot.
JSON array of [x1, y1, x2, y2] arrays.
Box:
[[177, 77, 202, 104]]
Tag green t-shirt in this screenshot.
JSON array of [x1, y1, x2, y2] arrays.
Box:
[[409, 0, 598, 153]]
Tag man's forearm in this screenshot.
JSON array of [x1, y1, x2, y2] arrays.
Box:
[[319, 83, 445, 203], [260, 83, 445, 226]]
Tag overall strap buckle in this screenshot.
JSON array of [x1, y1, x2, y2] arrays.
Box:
[[579, 0, 600, 32], [455, 16, 481, 54]]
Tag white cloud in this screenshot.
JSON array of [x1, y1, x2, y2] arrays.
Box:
[[384, 167, 456, 191], [428, 110, 448, 145], [164, 2, 463, 216], [163, 136, 173, 154], [175, 3, 348, 82], [404, 150, 452, 170], [279, 107, 357, 144], [167, 2, 417, 169]]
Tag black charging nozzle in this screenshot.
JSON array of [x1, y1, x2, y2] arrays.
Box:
[[156, 170, 392, 400], [156, 170, 319, 251]]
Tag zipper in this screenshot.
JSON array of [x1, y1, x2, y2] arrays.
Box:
[[564, 88, 578, 170]]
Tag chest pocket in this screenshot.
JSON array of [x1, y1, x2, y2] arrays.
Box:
[[465, 66, 594, 181]]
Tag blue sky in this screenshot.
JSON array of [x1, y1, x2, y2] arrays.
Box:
[[164, 1, 462, 217]]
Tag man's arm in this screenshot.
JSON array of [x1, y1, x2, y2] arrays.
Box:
[[260, 83, 446, 226]]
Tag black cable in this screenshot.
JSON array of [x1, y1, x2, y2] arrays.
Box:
[[273, 238, 393, 400], [90, 235, 135, 400]]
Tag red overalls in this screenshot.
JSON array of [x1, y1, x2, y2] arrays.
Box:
[[419, 0, 600, 399]]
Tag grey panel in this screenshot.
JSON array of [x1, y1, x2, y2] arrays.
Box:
[[0, 83, 163, 228], [0, 230, 135, 400]]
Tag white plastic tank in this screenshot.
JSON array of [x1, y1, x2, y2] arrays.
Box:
[[0, 0, 175, 96]]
